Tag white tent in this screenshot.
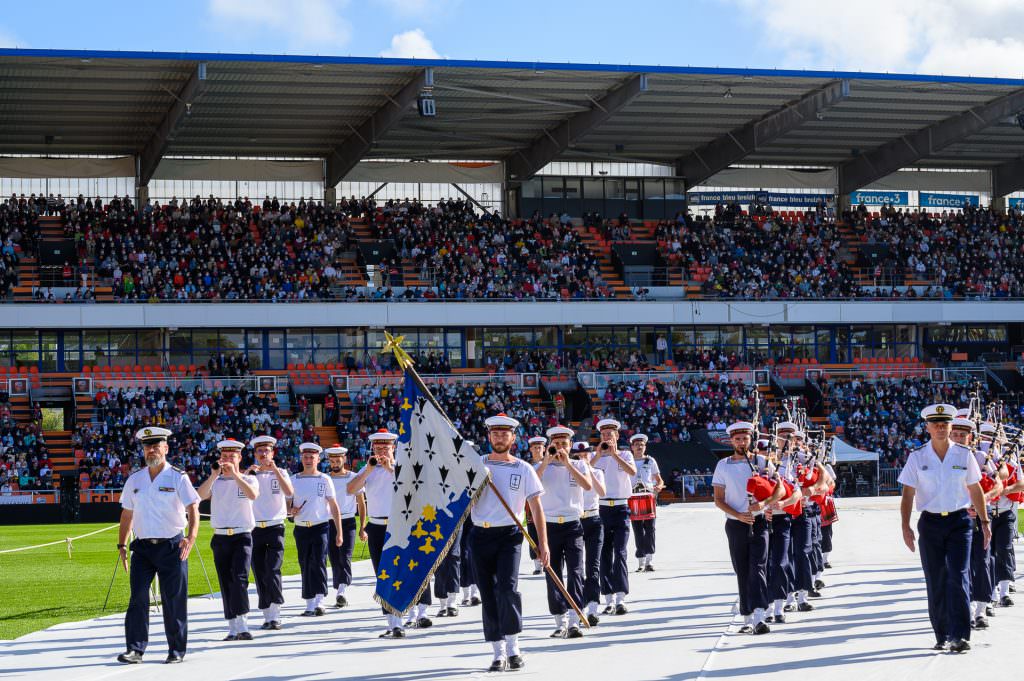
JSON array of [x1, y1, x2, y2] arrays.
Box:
[[831, 436, 879, 463]]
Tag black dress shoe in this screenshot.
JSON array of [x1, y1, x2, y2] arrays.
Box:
[[507, 655, 525, 670], [567, 625, 584, 638], [824, 562, 832, 569], [462, 598, 472, 607], [974, 616, 989, 629], [774, 614, 786, 624], [814, 579, 825, 590], [602, 605, 614, 615], [417, 617, 433, 628], [1000, 596, 1014, 607], [738, 624, 753, 634], [798, 602, 814, 612], [260, 622, 273, 630], [117, 650, 144, 664], [379, 627, 407, 639], [164, 653, 184, 664], [765, 615, 775, 624], [336, 595, 348, 608], [313, 606, 326, 616], [1010, 583, 1017, 593], [644, 564, 655, 572], [236, 631, 253, 641], [488, 658, 507, 672], [470, 596, 482, 606], [753, 622, 770, 635], [223, 634, 238, 641], [949, 639, 971, 653], [587, 613, 600, 627], [614, 603, 628, 615], [808, 589, 822, 598], [533, 569, 542, 575], [783, 604, 795, 612], [986, 604, 996, 617], [933, 641, 948, 651], [300, 610, 315, 617], [550, 627, 567, 638], [446, 607, 459, 617], [269, 620, 282, 630]]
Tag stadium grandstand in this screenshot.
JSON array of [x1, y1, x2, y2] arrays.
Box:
[[2, 47, 1024, 522]]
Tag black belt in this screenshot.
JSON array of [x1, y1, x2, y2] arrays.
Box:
[[921, 509, 968, 519]]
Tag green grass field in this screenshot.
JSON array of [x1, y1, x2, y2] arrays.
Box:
[[0, 521, 368, 640]]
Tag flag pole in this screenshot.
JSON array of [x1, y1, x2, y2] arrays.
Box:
[[381, 332, 589, 628]]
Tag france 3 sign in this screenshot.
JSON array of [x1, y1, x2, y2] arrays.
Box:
[[917, 192, 979, 209]]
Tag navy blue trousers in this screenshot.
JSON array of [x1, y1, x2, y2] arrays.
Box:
[[293, 522, 329, 600], [767, 514, 793, 602], [527, 520, 539, 561], [631, 518, 656, 558], [992, 509, 1015, 583], [790, 509, 814, 592], [917, 510, 973, 644], [460, 521, 476, 588], [599, 504, 631, 595], [970, 515, 993, 603], [434, 525, 463, 598], [821, 523, 833, 554], [211, 533, 252, 619], [125, 534, 188, 656], [471, 525, 524, 642], [327, 517, 357, 589], [725, 517, 770, 616], [545, 521, 584, 616], [582, 515, 604, 604], [808, 504, 824, 574], [251, 525, 285, 609]]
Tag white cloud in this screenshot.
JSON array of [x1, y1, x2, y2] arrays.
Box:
[[726, 0, 1024, 78], [380, 29, 441, 59], [0, 28, 23, 48], [209, 0, 351, 51]]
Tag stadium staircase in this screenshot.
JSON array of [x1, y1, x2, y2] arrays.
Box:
[[570, 222, 634, 298], [12, 256, 39, 302]]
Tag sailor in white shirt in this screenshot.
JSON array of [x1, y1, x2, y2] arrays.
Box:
[[592, 418, 637, 615], [629, 433, 663, 572], [573, 441, 606, 626], [289, 442, 343, 617], [898, 403, 990, 653], [984, 423, 1021, 610], [115, 427, 200, 665], [196, 439, 259, 641], [525, 435, 547, 574], [472, 413, 548, 673], [247, 434, 293, 630], [326, 445, 365, 608], [712, 421, 781, 635], [536, 425, 592, 639]]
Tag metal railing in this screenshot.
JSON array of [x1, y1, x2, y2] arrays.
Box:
[[577, 369, 764, 392], [341, 372, 534, 393], [85, 375, 274, 395]]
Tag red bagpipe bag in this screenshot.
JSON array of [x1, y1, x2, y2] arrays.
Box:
[[797, 463, 820, 487], [1006, 468, 1024, 503], [747, 474, 777, 503], [781, 479, 804, 517]]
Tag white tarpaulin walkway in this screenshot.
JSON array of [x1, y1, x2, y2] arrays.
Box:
[[2, 497, 1022, 680]]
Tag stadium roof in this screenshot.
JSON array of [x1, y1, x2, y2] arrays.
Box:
[[1, 48, 1023, 192]]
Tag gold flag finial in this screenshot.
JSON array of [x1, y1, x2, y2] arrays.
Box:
[[382, 331, 415, 370]]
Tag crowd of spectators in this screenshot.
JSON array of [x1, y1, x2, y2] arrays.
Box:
[[65, 194, 357, 302], [852, 203, 1024, 299], [371, 198, 613, 300], [0, 410, 52, 493], [2, 195, 41, 299]]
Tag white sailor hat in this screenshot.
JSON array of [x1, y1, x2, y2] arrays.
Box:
[[726, 421, 755, 435], [136, 426, 172, 443], [299, 442, 324, 454], [629, 433, 649, 443], [546, 425, 575, 439], [756, 439, 770, 450], [368, 429, 398, 442], [777, 421, 798, 432], [249, 434, 278, 448], [324, 444, 349, 456], [216, 438, 245, 451], [485, 413, 521, 430], [951, 418, 976, 432], [980, 422, 997, 435], [955, 408, 971, 418], [793, 430, 807, 439], [527, 436, 547, 446], [596, 418, 621, 431], [572, 441, 591, 453], [920, 403, 956, 422]]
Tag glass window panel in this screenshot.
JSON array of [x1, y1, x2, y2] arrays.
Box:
[[542, 177, 564, 199], [720, 326, 742, 347], [341, 329, 363, 349], [219, 331, 245, 350], [286, 330, 312, 349], [313, 347, 339, 364], [366, 330, 387, 352], [672, 327, 695, 346], [695, 328, 720, 348], [583, 179, 604, 202], [536, 328, 558, 347], [606, 179, 625, 200], [246, 331, 263, 349], [562, 327, 584, 347], [481, 328, 507, 347], [508, 330, 532, 348], [137, 330, 162, 367], [313, 331, 338, 349], [445, 331, 462, 349], [420, 331, 443, 349]]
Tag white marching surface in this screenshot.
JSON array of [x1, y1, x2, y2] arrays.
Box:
[[3, 497, 1023, 680]]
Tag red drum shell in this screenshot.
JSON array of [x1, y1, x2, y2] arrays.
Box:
[[628, 493, 656, 521]]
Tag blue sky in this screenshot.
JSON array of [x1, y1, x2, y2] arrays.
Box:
[[1, 0, 1023, 78]]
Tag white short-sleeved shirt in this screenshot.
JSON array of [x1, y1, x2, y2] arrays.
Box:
[[595, 449, 637, 499], [997, 460, 1023, 512], [778, 455, 798, 483], [632, 456, 661, 489], [898, 442, 982, 513], [537, 460, 587, 519], [583, 467, 605, 512], [291, 472, 336, 524], [210, 475, 257, 531], [121, 464, 200, 539], [362, 466, 395, 518], [252, 469, 290, 522], [472, 456, 544, 527], [712, 456, 755, 516], [330, 471, 358, 517]]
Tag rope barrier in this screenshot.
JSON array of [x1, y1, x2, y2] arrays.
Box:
[[0, 523, 119, 555]]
